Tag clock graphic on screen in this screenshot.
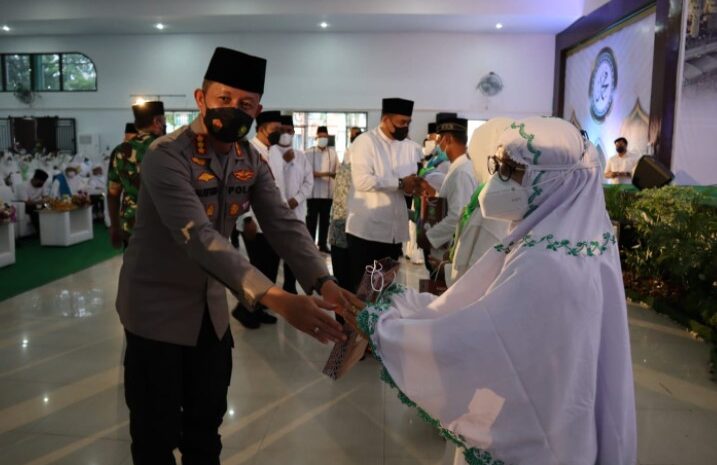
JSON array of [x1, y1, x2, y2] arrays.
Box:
[[589, 47, 618, 122]]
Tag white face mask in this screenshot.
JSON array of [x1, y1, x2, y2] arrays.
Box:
[[317, 137, 329, 148], [478, 174, 529, 221], [423, 140, 436, 156], [66, 171, 77, 179], [279, 133, 293, 147]]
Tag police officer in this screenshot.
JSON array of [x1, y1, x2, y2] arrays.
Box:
[[116, 46, 360, 465], [107, 101, 166, 249]]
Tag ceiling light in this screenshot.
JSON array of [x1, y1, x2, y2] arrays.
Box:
[[155, 23, 165, 31], [495, 23, 503, 30], [319, 22, 329, 29], [134, 97, 146, 106], [2, 25, 10, 32]]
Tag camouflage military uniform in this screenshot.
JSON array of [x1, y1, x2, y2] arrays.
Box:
[[107, 132, 157, 237]]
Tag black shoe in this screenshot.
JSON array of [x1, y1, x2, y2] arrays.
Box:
[[257, 307, 278, 324], [231, 304, 261, 329]]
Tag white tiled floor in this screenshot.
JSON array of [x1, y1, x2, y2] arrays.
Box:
[[0, 256, 716, 465]]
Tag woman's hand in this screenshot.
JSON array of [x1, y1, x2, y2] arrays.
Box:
[[260, 287, 347, 344]]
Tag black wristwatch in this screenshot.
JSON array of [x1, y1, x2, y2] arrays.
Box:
[[316, 275, 338, 293], [398, 177, 404, 191]]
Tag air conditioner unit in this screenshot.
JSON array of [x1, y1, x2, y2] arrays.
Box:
[[77, 133, 100, 157]]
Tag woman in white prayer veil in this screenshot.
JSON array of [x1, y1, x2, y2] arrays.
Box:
[[354, 117, 636, 465]]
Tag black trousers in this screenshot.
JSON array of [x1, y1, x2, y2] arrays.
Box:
[[244, 232, 280, 282], [330, 245, 351, 290], [26, 203, 40, 234], [90, 194, 104, 221], [123, 313, 233, 465], [306, 199, 332, 250], [282, 261, 298, 294], [346, 234, 403, 293]]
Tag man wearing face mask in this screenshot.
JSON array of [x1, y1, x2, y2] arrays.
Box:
[[116, 47, 360, 465], [267, 115, 314, 294], [305, 126, 339, 253], [107, 100, 166, 249], [604, 137, 638, 185], [345, 97, 422, 291], [416, 118, 477, 260], [232, 110, 283, 328]]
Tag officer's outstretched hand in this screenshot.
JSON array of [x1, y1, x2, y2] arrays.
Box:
[[260, 287, 347, 345]]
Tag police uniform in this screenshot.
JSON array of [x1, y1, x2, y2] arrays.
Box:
[[117, 48, 329, 465], [107, 102, 164, 245]]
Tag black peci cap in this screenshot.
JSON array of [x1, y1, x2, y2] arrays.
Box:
[[204, 47, 267, 94], [382, 98, 414, 117]]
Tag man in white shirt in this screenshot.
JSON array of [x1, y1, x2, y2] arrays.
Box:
[[416, 117, 477, 261], [14, 169, 50, 234], [268, 115, 314, 294], [346, 97, 421, 291], [305, 126, 339, 253], [605, 137, 639, 185], [233, 110, 283, 328]]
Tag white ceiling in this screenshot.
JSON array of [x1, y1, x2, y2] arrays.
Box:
[[0, 0, 593, 35]]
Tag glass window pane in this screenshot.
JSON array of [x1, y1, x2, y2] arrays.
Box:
[[33, 54, 61, 91], [5, 54, 31, 91], [165, 111, 199, 133], [62, 53, 97, 91]]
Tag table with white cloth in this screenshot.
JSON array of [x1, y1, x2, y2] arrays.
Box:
[[39, 207, 93, 246], [0, 222, 15, 267]]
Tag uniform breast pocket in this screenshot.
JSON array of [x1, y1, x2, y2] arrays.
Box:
[[192, 170, 220, 220], [225, 180, 252, 220]]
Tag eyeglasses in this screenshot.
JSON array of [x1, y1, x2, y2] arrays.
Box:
[[487, 155, 524, 182]]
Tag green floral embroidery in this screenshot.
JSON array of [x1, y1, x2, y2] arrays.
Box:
[[357, 284, 509, 465], [510, 122, 541, 165], [494, 231, 616, 256]]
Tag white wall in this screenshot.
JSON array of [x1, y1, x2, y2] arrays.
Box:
[[0, 32, 555, 154]]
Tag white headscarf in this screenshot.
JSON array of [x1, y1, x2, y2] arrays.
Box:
[[468, 117, 513, 185], [359, 117, 636, 465], [447, 118, 513, 285]]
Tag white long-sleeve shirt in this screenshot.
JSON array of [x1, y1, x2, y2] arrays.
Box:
[[305, 146, 339, 199], [237, 137, 271, 233], [267, 146, 313, 221], [346, 127, 421, 244], [14, 180, 49, 202], [426, 154, 477, 249]]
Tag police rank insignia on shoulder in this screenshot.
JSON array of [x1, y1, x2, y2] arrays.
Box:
[[191, 156, 207, 167], [197, 172, 216, 182], [195, 134, 207, 155], [232, 169, 255, 182]]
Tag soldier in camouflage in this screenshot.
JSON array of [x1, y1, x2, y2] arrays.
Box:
[[107, 101, 166, 248]]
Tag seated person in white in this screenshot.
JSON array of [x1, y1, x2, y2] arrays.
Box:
[[87, 164, 107, 195], [604, 137, 639, 185], [349, 117, 636, 465], [14, 169, 50, 234], [51, 165, 87, 197]]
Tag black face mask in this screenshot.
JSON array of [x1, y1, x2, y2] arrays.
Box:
[[204, 107, 254, 143], [616, 146, 626, 154], [392, 126, 409, 141], [268, 130, 281, 146]]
